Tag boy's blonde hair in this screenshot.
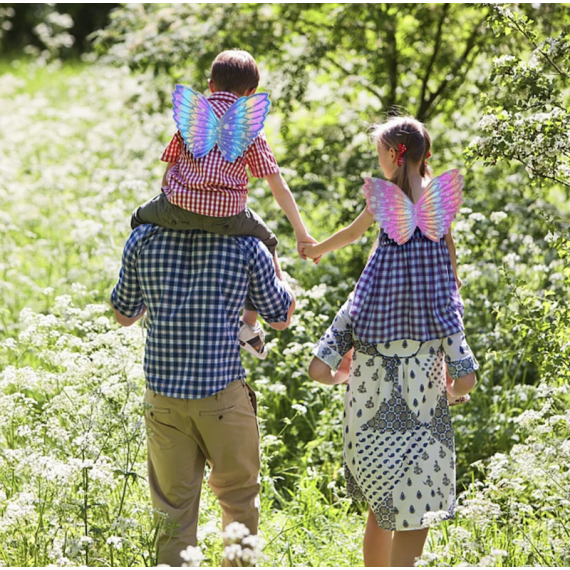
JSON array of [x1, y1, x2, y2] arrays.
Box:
[[371, 117, 432, 199], [210, 49, 260, 96]]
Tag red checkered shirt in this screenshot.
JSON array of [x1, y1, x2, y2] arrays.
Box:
[[160, 91, 280, 217]]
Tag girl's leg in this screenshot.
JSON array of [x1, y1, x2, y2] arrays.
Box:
[[363, 507, 392, 567], [390, 528, 429, 567]]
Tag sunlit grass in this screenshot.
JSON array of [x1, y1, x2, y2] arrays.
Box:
[[0, 59, 569, 567]]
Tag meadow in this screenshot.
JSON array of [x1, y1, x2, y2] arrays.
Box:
[[0, 4, 569, 567]]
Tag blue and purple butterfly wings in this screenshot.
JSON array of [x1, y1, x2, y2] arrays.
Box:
[[172, 85, 271, 163]]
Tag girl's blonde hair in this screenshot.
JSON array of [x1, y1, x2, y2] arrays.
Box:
[[371, 117, 432, 200]]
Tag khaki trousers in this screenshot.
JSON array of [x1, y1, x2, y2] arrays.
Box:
[[144, 380, 260, 567]]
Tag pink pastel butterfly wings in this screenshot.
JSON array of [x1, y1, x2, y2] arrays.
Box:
[[172, 85, 271, 163], [415, 169, 463, 241], [363, 169, 464, 245], [363, 178, 417, 244]]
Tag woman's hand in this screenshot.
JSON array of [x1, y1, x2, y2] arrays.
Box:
[[333, 348, 354, 385]]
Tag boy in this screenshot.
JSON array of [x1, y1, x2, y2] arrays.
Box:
[[131, 49, 316, 358]]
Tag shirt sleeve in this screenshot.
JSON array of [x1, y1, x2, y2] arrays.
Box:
[[245, 131, 280, 178], [442, 331, 480, 380], [247, 243, 292, 323], [110, 232, 145, 318], [160, 132, 183, 163], [312, 296, 355, 371]]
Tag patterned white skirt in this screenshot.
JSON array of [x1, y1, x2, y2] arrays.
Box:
[[313, 297, 478, 531]]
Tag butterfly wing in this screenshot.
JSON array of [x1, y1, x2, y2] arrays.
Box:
[[415, 169, 464, 242], [363, 177, 416, 245], [216, 93, 271, 162], [172, 84, 218, 158]]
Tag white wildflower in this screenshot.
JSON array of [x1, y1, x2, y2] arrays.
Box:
[[106, 536, 123, 550], [291, 404, 308, 415], [222, 521, 250, 542], [180, 545, 204, 567], [223, 543, 243, 562], [490, 211, 508, 223], [421, 510, 450, 527]]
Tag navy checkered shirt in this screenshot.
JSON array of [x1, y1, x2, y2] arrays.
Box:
[[111, 226, 292, 399]]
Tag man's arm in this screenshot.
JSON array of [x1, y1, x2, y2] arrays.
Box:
[[247, 244, 295, 330], [110, 231, 146, 326], [266, 283, 295, 331], [110, 302, 146, 327]]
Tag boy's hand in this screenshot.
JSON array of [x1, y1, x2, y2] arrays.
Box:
[[296, 233, 319, 260], [299, 241, 322, 264]]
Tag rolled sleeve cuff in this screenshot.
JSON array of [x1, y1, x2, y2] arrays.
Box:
[[260, 290, 292, 324], [110, 288, 144, 318], [445, 355, 480, 381], [312, 341, 343, 371]]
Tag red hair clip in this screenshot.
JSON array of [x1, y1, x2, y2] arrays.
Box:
[[425, 150, 431, 167], [397, 143, 407, 166]]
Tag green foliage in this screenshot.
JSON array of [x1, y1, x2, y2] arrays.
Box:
[[466, 4, 570, 189], [1, 3, 569, 566]]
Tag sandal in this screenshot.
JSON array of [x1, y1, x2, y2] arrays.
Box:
[[238, 320, 268, 360]]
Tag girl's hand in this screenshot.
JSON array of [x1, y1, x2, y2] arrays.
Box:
[[296, 233, 318, 260], [300, 242, 322, 264], [456, 276, 462, 289]]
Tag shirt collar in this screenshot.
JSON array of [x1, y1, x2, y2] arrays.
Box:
[[208, 91, 240, 104]]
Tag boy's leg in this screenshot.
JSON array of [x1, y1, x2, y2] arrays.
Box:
[[144, 389, 206, 567], [131, 193, 205, 231], [208, 206, 278, 255]]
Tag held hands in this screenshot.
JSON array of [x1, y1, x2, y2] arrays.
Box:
[[297, 234, 322, 264]]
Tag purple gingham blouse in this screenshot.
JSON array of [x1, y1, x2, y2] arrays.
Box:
[[349, 228, 464, 343]]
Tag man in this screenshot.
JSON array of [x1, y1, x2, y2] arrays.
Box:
[[110, 224, 294, 566]]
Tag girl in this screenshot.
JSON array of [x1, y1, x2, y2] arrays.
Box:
[[304, 117, 478, 566]]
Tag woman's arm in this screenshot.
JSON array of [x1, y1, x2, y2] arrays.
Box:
[[302, 208, 375, 259], [308, 349, 354, 386], [444, 230, 462, 289]]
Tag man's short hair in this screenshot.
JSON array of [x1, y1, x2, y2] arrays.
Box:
[[210, 50, 260, 96]]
